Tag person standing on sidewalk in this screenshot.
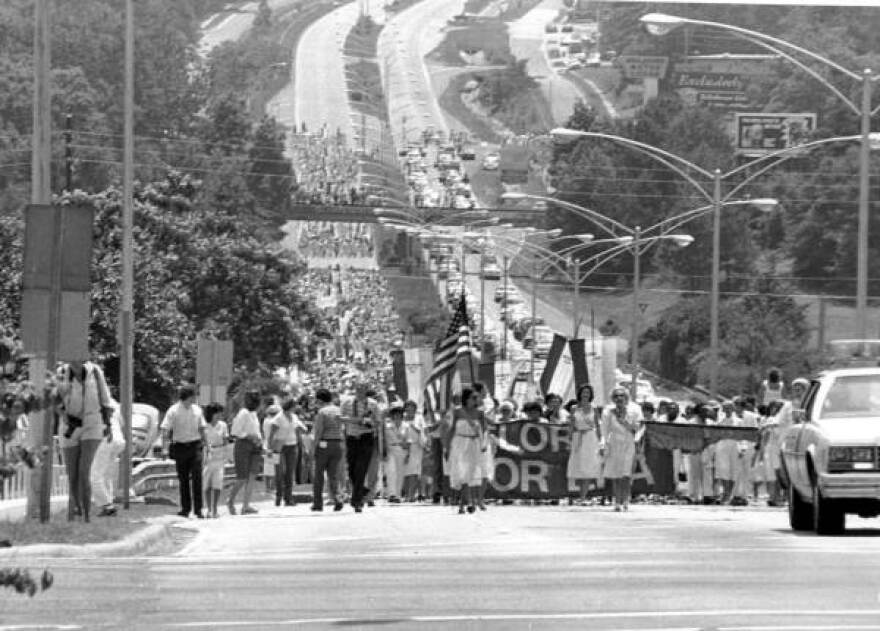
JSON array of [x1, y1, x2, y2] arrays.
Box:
[[57, 359, 115, 523], [161, 386, 207, 519], [267, 398, 306, 507], [339, 382, 378, 512], [310, 388, 344, 512], [90, 401, 126, 517], [228, 391, 263, 516], [202, 403, 228, 519]]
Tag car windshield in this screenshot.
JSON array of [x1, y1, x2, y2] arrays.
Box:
[[820, 374, 880, 418]]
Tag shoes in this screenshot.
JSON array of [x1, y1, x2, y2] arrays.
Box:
[[333, 502, 344, 512], [354, 506, 363, 513], [458, 506, 466, 514], [241, 507, 258, 515], [432, 496, 441, 504], [97, 506, 117, 517], [195, 512, 204, 519], [310, 505, 323, 512], [388, 496, 401, 504], [284, 501, 296, 507], [275, 497, 282, 507], [614, 505, 621, 512], [212, 511, 219, 519], [227, 502, 237, 515], [367, 500, 375, 507], [176, 510, 189, 518], [467, 505, 476, 514], [477, 503, 487, 511]]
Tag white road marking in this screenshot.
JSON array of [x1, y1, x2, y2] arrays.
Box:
[[166, 610, 880, 628]]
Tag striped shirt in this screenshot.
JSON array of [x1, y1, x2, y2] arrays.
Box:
[[313, 404, 344, 442]]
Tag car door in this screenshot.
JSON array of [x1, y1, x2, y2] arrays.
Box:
[[787, 382, 819, 493]]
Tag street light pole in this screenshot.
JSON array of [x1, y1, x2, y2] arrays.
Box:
[[120, 0, 135, 510], [857, 69, 873, 339], [569, 255, 580, 338], [502, 255, 509, 361], [630, 226, 641, 399], [530, 257, 538, 386], [479, 240, 486, 344], [709, 170, 722, 398]]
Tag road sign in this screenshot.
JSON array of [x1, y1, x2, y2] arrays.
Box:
[[20, 204, 93, 361], [196, 337, 233, 404]]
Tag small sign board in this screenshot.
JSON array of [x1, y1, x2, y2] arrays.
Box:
[[734, 112, 817, 157], [619, 55, 668, 79]]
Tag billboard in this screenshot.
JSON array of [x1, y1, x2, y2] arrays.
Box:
[[734, 112, 817, 157], [670, 56, 774, 111]]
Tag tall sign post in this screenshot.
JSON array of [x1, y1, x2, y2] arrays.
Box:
[[196, 337, 234, 405]]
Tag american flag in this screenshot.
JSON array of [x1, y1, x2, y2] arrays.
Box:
[[424, 293, 476, 413]]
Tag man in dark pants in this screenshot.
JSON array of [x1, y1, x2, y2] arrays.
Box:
[[310, 388, 344, 512], [161, 386, 207, 518], [428, 393, 459, 504], [340, 382, 379, 512]]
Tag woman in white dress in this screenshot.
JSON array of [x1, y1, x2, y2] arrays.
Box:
[[567, 384, 602, 505], [446, 387, 486, 514], [600, 387, 643, 511]]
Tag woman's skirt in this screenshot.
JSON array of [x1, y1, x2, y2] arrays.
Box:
[[567, 429, 600, 480], [233, 439, 259, 480], [448, 435, 483, 488]]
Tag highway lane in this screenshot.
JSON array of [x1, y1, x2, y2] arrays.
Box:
[[290, 1, 362, 140], [198, 0, 303, 56], [508, 0, 583, 126], [4, 503, 880, 628], [379, 0, 463, 149]]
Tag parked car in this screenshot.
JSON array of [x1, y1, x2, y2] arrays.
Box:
[[482, 262, 502, 280], [531, 326, 555, 357], [513, 316, 546, 341], [494, 285, 518, 302], [780, 347, 880, 535], [131, 403, 162, 460], [482, 152, 500, 170]]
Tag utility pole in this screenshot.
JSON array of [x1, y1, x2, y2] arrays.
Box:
[[28, 0, 55, 523], [63, 112, 73, 192], [119, 0, 135, 510]]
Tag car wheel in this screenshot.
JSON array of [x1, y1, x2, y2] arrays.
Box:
[[812, 483, 844, 535], [788, 484, 812, 531]]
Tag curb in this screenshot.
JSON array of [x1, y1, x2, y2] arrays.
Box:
[[0, 516, 179, 560]]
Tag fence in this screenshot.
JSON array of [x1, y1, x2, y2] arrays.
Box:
[[0, 465, 68, 502]]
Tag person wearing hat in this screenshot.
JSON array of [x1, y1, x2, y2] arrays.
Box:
[[790, 378, 809, 406], [600, 387, 643, 511]]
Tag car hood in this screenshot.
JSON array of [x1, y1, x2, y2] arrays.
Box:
[[813, 417, 880, 444]]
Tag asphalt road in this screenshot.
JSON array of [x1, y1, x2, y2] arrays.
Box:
[[4, 502, 880, 629]]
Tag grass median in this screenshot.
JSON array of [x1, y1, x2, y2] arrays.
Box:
[[1, 498, 175, 547]]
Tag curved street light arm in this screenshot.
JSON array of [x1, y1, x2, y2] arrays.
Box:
[[722, 133, 860, 184], [555, 129, 716, 181], [540, 196, 635, 236], [739, 35, 859, 115], [653, 15, 862, 82]]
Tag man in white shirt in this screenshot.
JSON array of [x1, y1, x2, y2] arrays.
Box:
[[267, 398, 307, 506], [161, 386, 207, 518]]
